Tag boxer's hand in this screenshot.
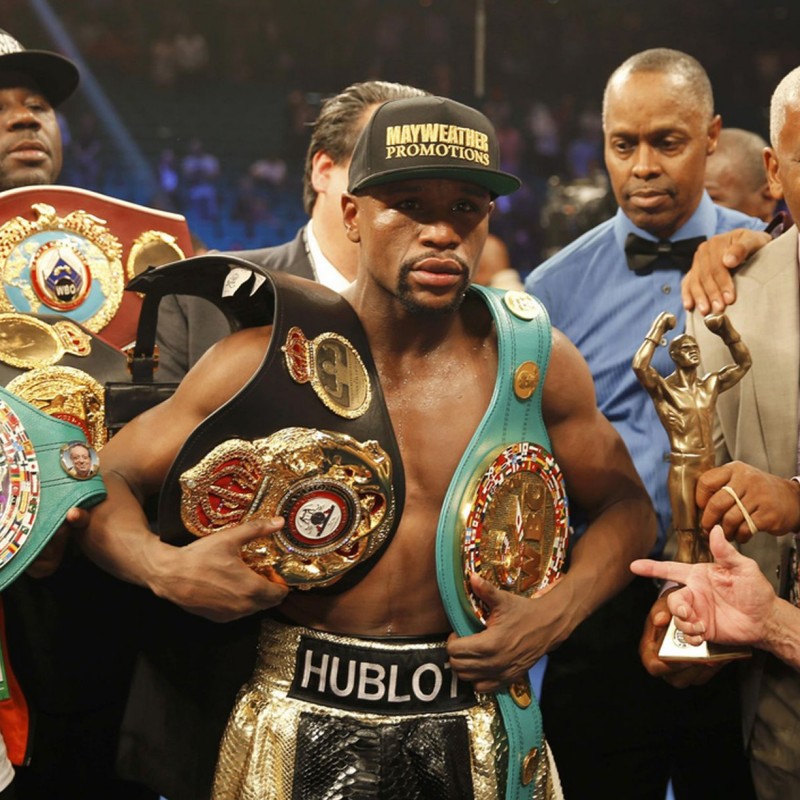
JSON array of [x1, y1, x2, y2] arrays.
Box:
[[446, 573, 571, 693], [144, 517, 290, 622], [26, 507, 90, 579]]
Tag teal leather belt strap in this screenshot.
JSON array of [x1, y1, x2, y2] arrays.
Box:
[[0, 386, 106, 592], [436, 286, 558, 800]]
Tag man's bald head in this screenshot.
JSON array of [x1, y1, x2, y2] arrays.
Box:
[[603, 48, 714, 125], [705, 128, 775, 222]]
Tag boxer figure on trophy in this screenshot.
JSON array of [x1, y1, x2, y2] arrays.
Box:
[[633, 311, 751, 564]]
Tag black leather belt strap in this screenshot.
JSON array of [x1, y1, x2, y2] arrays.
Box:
[[129, 254, 405, 594]]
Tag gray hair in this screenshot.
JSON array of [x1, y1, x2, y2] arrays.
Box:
[[770, 66, 800, 147]]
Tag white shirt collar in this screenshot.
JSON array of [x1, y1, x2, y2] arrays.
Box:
[[306, 220, 352, 292]]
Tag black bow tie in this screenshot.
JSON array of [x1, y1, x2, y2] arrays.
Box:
[[624, 233, 706, 275]]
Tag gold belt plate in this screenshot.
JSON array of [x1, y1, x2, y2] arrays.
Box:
[[0, 312, 91, 370], [0, 203, 124, 332], [282, 327, 371, 419], [180, 427, 395, 588], [6, 366, 107, 448], [461, 442, 570, 624]]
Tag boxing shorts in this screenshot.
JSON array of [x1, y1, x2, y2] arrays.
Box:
[[212, 618, 561, 800]]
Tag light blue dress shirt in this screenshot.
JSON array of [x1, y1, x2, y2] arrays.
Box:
[[526, 193, 764, 554]]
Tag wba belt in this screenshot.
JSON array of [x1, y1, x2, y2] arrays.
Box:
[[436, 287, 570, 800], [133, 255, 405, 592], [0, 385, 106, 592]]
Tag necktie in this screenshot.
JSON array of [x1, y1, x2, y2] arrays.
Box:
[[624, 233, 706, 275]]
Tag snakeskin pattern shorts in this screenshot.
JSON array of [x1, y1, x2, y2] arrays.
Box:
[[212, 618, 561, 800]]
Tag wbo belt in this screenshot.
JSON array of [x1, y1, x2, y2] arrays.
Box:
[[0, 385, 106, 592], [436, 287, 570, 800]]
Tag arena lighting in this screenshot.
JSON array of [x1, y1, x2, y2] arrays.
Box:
[[25, 0, 156, 202], [475, 0, 486, 98]]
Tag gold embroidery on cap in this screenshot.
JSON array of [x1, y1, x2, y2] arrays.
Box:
[[384, 124, 491, 164]]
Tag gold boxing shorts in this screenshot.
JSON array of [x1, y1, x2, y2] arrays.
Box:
[[213, 618, 562, 800]]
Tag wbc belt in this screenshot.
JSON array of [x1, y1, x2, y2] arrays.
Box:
[[0, 385, 106, 592], [436, 286, 570, 800]]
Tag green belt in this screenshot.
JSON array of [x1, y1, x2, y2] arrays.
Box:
[[0, 385, 106, 592], [436, 286, 562, 800]]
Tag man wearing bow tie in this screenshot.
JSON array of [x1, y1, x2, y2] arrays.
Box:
[[525, 48, 765, 800]]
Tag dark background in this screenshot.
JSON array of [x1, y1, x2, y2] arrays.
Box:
[[2, 0, 795, 273]]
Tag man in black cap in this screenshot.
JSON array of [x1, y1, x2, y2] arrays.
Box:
[[155, 80, 428, 381], [120, 81, 429, 800], [0, 29, 77, 190], [80, 95, 655, 799]]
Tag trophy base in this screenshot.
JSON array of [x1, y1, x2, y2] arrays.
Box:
[[658, 616, 752, 663]]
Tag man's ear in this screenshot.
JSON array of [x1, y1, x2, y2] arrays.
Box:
[[342, 193, 360, 243], [706, 114, 722, 155], [764, 148, 785, 200], [311, 150, 335, 194]]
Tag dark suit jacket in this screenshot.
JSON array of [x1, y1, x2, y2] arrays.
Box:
[[155, 227, 315, 382], [118, 227, 315, 800]]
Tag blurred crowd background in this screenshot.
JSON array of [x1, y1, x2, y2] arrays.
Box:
[[2, 0, 797, 278]]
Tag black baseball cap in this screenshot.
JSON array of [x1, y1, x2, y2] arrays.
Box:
[[348, 95, 521, 197], [0, 29, 79, 107]]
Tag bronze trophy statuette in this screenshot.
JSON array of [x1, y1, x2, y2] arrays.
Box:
[[633, 311, 752, 662]]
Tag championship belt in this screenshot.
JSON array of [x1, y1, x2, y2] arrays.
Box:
[[129, 254, 405, 591], [179, 428, 396, 589], [436, 287, 570, 800], [0, 185, 193, 349], [0, 312, 130, 448], [0, 385, 106, 592]]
